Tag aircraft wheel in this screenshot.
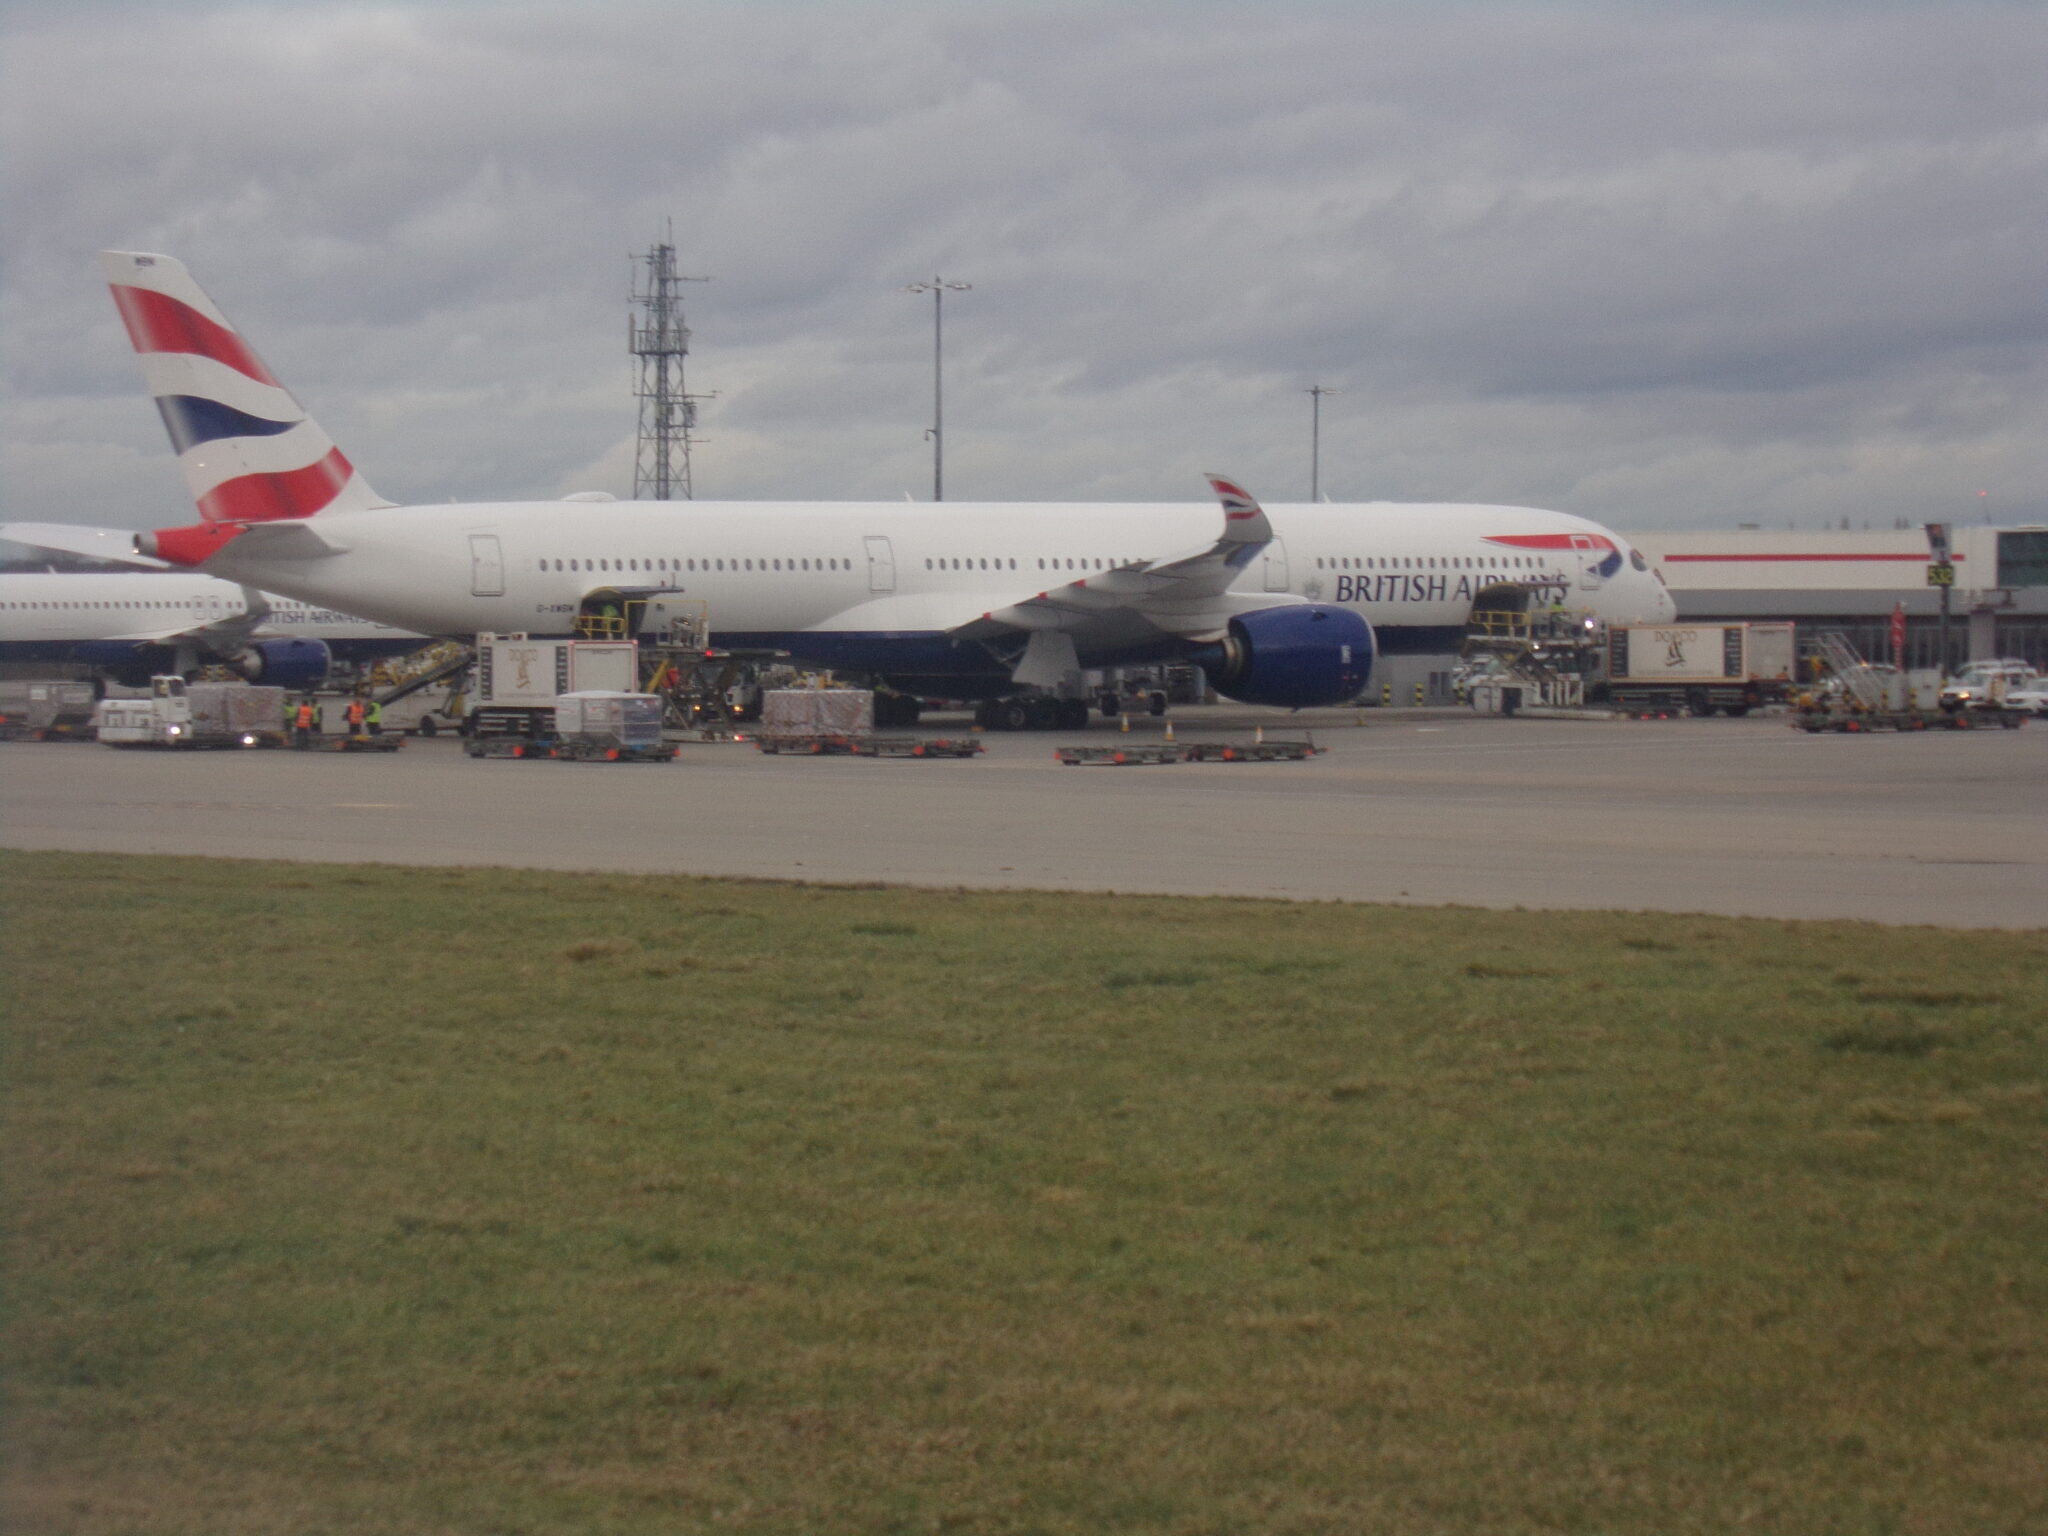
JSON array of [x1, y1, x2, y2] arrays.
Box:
[[417, 716, 438, 737], [1098, 691, 1120, 718], [999, 698, 1033, 732], [1058, 698, 1091, 730], [1148, 691, 1168, 716]]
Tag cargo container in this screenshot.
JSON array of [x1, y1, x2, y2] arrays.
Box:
[[551, 691, 674, 761], [0, 680, 98, 740], [759, 688, 875, 738]]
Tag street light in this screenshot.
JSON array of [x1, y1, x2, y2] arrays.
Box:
[[906, 275, 970, 501], [1306, 384, 1340, 503]]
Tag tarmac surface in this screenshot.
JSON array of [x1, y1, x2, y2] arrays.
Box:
[[4, 707, 2045, 928]]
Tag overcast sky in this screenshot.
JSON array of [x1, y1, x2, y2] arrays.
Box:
[[3, 0, 2044, 535]]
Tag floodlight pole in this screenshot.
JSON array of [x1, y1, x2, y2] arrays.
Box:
[[906, 276, 969, 500], [1307, 385, 1340, 503]]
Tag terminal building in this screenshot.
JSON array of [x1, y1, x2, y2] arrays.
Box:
[[1627, 523, 2048, 672]]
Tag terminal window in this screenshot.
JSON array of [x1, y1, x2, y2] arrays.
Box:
[[1996, 530, 2048, 588]]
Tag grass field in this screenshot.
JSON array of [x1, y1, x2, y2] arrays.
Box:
[[3, 849, 2044, 1535]]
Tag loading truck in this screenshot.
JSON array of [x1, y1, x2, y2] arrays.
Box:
[[95, 676, 287, 748], [1602, 622, 1796, 717], [465, 634, 641, 756]]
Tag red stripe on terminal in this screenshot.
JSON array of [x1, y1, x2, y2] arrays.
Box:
[[195, 446, 354, 523], [109, 284, 279, 387], [1659, 552, 1964, 563]]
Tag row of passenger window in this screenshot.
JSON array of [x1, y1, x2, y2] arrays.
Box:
[[3, 599, 220, 610], [1315, 555, 1545, 571], [539, 556, 852, 575]]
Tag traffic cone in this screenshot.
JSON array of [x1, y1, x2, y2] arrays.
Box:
[[1119, 711, 1130, 733], [1255, 725, 1265, 744], [1163, 718, 1176, 742]]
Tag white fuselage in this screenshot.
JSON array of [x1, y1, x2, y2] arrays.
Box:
[[189, 497, 1675, 667]]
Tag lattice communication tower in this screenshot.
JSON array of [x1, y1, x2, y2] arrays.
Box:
[[630, 234, 711, 499]]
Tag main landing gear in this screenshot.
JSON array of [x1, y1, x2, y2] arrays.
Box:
[[974, 696, 1093, 731]]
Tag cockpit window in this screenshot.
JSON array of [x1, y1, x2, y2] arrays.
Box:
[[1629, 549, 1648, 572]]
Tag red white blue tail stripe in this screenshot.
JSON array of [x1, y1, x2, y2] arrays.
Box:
[[101, 251, 389, 524], [1206, 475, 1261, 522]]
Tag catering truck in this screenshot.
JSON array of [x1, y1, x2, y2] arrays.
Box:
[[95, 676, 287, 748], [465, 634, 640, 756], [1602, 622, 1797, 717]]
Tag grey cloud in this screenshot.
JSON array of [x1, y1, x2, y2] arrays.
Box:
[[2, 0, 2044, 529]]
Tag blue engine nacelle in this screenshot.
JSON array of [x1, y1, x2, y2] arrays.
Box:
[[1202, 604, 1375, 709], [227, 637, 332, 690]]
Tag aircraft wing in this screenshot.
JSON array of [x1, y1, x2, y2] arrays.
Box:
[[0, 521, 171, 569], [946, 475, 1303, 683]]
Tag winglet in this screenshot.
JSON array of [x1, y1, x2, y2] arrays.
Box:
[[1204, 474, 1272, 543]]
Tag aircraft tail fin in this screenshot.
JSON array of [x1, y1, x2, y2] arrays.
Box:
[[100, 251, 392, 523]]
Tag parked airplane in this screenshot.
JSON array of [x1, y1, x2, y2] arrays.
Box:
[[99, 250, 1676, 724], [0, 558, 424, 688]]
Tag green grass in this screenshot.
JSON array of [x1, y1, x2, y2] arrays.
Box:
[[3, 850, 2044, 1535]]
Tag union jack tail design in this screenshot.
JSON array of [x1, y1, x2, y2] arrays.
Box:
[[101, 251, 390, 524]]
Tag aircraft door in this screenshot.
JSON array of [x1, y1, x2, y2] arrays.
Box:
[[864, 535, 896, 594], [1571, 534, 1601, 590], [1262, 538, 1291, 594], [469, 534, 505, 597]]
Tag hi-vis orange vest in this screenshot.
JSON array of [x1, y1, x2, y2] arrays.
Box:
[[295, 703, 315, 729]]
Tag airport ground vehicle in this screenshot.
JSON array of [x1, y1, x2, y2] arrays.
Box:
[[466, 634, 639, 750], [95, 676, 285, 747], [0, 679, 97, 740], [1602, 622, 1796, 716], [551, 691, 675, 762], [2000, 681, 2048, 716], [1791, 640, 2025, 732], [1938, 659, 2041, 713]]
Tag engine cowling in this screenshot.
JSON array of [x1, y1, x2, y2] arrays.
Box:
[[1202, 605, 1375, 709], [226, 637, 331, 690]]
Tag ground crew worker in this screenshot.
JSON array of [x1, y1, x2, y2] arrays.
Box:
[[312, 698, 324, 736], [293, 696, 316, 750], [365, 698, 383, 736], [345, 695, 367, 738]]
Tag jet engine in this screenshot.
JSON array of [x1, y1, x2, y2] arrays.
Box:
[[1201, 605, 1374, 709], [225, 637, 331, 690]]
